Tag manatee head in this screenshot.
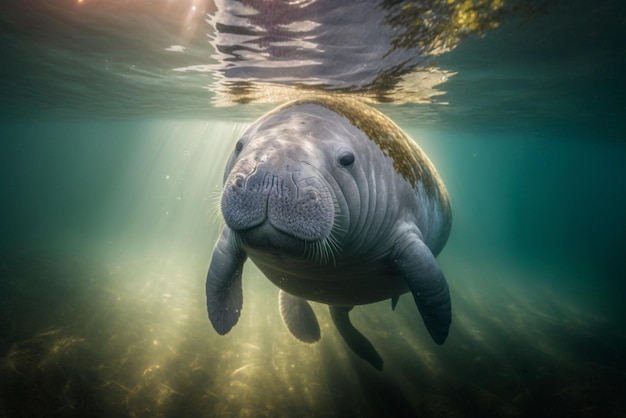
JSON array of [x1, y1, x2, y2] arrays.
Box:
[[220, 104, 356, 261]]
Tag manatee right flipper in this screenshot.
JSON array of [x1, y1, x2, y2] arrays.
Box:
[[392, 233, 451, 345], [206, 226, 247, 335], [330, 306, 384, 371], [279, 290, 320, 343]]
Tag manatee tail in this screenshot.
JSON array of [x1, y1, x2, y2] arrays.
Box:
[[329, 306, 383, 371]]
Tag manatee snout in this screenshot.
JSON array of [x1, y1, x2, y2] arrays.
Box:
[[221, 161, 335, 242]]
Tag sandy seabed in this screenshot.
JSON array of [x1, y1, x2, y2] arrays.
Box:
[[0, 249, 624, 418]]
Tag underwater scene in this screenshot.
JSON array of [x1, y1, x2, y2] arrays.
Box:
[[1, 0, 625, 417]]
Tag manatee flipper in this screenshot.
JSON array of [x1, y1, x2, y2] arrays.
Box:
[[206, 226, 247, 335], [279, 290, 321, 343], [392, 234, 451, 344], [330, 306, 384, 371], [391, 295, 400, 311]]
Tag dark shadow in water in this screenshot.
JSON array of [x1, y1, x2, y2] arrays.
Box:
[[0, 253, 108, 417]]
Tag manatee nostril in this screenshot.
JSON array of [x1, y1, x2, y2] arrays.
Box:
[[303, 191, 317, 201], [232, 175, 245, 189]]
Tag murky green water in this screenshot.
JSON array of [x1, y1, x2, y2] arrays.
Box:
[[1, 0, 625, 417]]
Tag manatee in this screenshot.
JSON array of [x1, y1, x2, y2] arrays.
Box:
[[206, 96, 452, 370]]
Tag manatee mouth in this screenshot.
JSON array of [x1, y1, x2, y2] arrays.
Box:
[[221, 170, 335, 243], [236, 221, 307, 256], [235, 219, 342, 265]]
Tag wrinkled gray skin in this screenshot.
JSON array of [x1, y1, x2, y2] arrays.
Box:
[[206, 100, 452, 370]]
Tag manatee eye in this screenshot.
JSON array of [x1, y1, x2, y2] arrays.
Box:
[[338, 151, 355, 167], [235, 139, 244, 153]]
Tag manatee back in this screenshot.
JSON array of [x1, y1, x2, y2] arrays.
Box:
[[277, 96, 452, 254]]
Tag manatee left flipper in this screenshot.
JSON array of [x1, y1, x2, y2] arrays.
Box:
[[391, 234, 451, 344], [279, 290, 321, 343], [206, 226, 247, 335], [330, 306, 384, 371]]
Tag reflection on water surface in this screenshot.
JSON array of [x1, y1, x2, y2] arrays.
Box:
[[204, 0, 538, 104]]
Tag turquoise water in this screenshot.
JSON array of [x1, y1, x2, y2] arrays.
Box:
[[1, 1, 625, 417]]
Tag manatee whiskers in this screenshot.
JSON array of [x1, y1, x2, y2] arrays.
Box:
[[304, 233, 341, 266], [303, 202, 345, 265], [209, 185, 226, 226]]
